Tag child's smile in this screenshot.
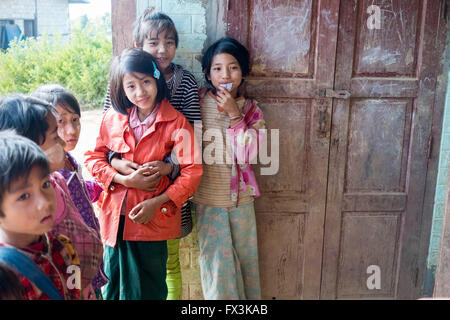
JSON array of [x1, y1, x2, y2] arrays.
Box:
[[142, 30, 176, 75], [208, 53, 243, 98], [123, 72, 158, 120]]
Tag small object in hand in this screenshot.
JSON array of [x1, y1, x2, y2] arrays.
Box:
[[219, 83, 233, 92], [161, 207, 168, 213], [217, 83, 233, 113]]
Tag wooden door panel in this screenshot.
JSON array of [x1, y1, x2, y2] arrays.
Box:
[[337, 212, 401, 298], [322, 0, 445, 299], [354, 0, 422, 77], [345, 99, 412, 192], [256, 212, 306, 299], [249, 0, 316, 77], [253, 99, 309, 194], [227, 0, 339, 299]]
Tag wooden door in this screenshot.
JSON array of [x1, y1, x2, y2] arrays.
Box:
[[111, 0, 136, 56], [321, 0, 446, 299], [224, 0, 446, 299], [226, 0, 339, 299]]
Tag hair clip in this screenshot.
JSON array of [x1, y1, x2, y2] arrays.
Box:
[[152, 61, 160, 79]]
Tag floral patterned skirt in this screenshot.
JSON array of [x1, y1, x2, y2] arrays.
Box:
[[195, 202, 261, 299]]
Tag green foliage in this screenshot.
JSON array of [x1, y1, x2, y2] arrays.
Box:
[[0, 21, 112, 110]]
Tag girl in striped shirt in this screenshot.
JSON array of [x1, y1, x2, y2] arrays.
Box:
[[193, 37, 265, 300]]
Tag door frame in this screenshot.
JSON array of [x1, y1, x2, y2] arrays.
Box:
[[416, 0, 449, 298]]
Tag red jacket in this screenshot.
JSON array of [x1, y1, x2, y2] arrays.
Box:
[[0, 232, 81, 300], [84, 99, 202, 247]]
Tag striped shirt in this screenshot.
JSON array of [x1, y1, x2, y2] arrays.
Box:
[[192, 93, 254, 208]]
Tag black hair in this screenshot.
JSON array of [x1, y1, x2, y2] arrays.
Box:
[[109, 48, 169, 115], [0, 263, 25, 300], [0, 94, 56, 145], [31, 84, 81, 116], [0, 131, 50, 218], [201, 37, 250, 90], [133, 8, 179, 48]]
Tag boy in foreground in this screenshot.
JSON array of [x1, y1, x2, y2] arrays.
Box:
[[0, 131, 80, 300]]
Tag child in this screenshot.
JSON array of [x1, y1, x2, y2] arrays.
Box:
[[31, 84, 108, 298], [85, 48, 202, 300], [0, 95, 103, 299], [103, 8, 201, 300], [0, 131, 80, 300], [0, 263, 24, 300], [192, 37, 265, 299]]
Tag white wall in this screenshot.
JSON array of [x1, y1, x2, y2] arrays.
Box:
[[0, 0, 70, 36]]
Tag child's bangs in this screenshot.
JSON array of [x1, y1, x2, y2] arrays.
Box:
[[122, 57, 154, 79], [57, 101, 79, 117], [0, 134, 50, 196], [142, 20, 177, 42], [8, 159, 50, 192]]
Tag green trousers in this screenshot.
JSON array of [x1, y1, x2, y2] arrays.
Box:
[[102, 216, 168, 300], [166, 238, 182, 300]]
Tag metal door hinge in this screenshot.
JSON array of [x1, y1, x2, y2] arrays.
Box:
[[318, 88, 351, 99]]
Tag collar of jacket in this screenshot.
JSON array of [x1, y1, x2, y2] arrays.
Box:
[[101, 98, 177, 153]]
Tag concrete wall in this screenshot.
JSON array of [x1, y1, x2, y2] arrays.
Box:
[[137, 0, 208, 84], [0, 0, 70, 36], [434, 98, 450, 296], [424, 19, 450, 296]]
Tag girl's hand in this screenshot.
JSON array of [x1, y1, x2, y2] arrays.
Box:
[[128, 197, 161, 224], [82, 284, 97, 300], [124, 167, 159, 191], [215, 87, 241, 118], [111, 158, 139, 175], [140, 160, 172, 177]]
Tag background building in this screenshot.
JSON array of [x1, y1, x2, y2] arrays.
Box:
[[0, 0, 89, 40]]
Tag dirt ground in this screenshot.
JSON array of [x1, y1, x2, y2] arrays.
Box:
[[70, 109, 103, 178]]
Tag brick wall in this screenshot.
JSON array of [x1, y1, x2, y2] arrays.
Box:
[[179, 213, 203, 300], [0, 0, 70, 36], [36, 0, 71, 36], [135, 0, 208, 300], [0, 0, 35, 20], [136, 0, 207, 84]]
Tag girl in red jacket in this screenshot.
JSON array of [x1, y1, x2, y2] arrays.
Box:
[[84, 48, 202, 300]]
